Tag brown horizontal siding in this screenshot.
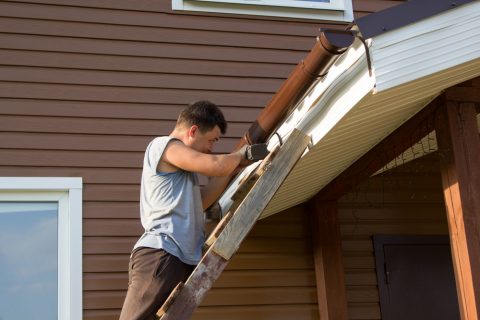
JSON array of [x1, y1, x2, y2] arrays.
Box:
[[84, 304, 320, 320], [0, 149, 142, 167], [193, 304, 320, 320], [82, 252, 313, 273], [84, 286, 317, 309], [0, 0, 343, 32], [83, 236, 311, 255], [0, 99, 262, 121], [82, 214, 310, 236], [0, 34, 306, 64], [84, 269, 315, 291], [83, 202, 139, 219], [83, 206, 317, 319], [0, 16, 315, 51], [0, 132, 237, 152], [0, 49, 294, 78], [2, 0, 403, 26], [0, 1, 405, 319], [0, 65, 283, 93], [0, 167, 141, 184], [0, 82, 272, 106], [339, 153, 449, 319], [196, 206, 317, 320]]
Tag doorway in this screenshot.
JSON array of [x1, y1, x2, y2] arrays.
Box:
[[373, 235, 460, 320]]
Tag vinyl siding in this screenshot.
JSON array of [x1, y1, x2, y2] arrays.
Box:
[[339, 153, 449, 319], [0, 0, 404, 319], [81, 206, 318, 320]]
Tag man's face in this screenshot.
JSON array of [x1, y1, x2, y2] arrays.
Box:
[[188, 125, 221, 154]]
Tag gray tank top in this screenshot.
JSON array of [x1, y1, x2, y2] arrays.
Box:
[[134, 136, 205, 265]]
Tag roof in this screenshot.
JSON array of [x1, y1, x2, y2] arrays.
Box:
[[219, 0, 480, 218], [355, 0, 475, 39]]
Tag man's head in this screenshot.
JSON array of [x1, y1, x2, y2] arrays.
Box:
[[175, 100, 227, 153]]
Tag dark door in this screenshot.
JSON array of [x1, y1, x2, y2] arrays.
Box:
[[374, 235, 460, 320]]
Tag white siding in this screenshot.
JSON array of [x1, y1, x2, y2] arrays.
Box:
[[372, 1, 480, 92]]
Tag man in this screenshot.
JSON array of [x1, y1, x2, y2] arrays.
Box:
[[119, 100, 255, 320]]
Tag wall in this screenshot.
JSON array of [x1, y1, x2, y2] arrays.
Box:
[[196, 206, 318, 320], [0, 0, 405, 319], [338, 153, 449, 319]]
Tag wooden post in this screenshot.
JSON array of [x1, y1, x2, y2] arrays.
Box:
[[309, 199, 348, 320], [435, 101, 480, 320]]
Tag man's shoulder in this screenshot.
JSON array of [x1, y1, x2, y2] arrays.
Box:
[[151, 136, 171, 144], [149, 136, 182, 149]]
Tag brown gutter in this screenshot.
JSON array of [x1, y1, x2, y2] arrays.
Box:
[[238, 28, 356, 148]]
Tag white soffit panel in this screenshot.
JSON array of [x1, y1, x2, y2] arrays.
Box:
[[372, 0, 480, 92]]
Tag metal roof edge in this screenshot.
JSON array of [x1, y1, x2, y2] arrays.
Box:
[[355, 0, 476, 39]]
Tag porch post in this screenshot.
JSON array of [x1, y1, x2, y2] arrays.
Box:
[[309, 199, 348, 320], [434, 100, 480, 320]]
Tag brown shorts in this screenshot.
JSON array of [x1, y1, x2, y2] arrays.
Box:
[[119, 247, 194, 320]]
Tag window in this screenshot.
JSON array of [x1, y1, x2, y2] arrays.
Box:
[[0, 178, 82, 320], [173, 0, 353, 22]]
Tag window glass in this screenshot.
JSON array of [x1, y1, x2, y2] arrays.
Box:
[[0, 202, 58, 320]]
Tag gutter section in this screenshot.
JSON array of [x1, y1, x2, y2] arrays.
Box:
[[217, 29, 355, 216], [239, 29, 356, 146]]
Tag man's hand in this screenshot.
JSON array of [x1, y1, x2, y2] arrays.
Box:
[[238, 143, 269, 163], [245, 144, 269, 161]]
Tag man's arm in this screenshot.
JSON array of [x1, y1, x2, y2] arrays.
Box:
[[161, 141, 246, 209], [161, 141, 266, 210], [161, 141, 244, 177], [200, 176, 232, 210]]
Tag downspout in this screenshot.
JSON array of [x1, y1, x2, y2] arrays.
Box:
[[238, 28, 356, 147]]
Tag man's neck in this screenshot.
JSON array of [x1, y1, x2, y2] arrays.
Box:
[[169, 128, 188, 144]]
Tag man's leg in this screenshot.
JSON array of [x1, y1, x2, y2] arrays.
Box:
[[119, 247, 194, 320]]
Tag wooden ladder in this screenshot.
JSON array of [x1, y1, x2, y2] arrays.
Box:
[[157, 129, 310, 320]]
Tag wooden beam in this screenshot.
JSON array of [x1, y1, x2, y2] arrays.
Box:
[[435, 101, 480, 320], [308, 199, 348, 320], [315, 96, 441, 201], [445, 87, 480, 103]]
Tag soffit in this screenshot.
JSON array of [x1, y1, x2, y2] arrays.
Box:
[[261, 57, 480, 219], [218, 1, 480, 219]]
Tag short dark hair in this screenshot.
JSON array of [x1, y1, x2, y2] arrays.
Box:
[[177, 100, 227, 134]]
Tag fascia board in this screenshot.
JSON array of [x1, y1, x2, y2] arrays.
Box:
[[371, 0, 480, 92], [261, 50, 373, 218], [297, 44, 374, 145]]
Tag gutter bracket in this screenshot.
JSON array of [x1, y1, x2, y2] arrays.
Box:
[[351, 30, 373, 77]]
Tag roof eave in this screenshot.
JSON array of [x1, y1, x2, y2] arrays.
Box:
[[355, 0, 476, 39]]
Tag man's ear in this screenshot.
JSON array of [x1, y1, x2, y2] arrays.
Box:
[[188, 125, 199, 139]]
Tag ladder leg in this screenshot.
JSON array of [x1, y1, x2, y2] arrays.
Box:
[[158, 251, 227, 320]]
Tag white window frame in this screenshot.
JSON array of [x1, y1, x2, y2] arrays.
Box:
[[173, 0, 353, 22], [0, 177, 83, 320]]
